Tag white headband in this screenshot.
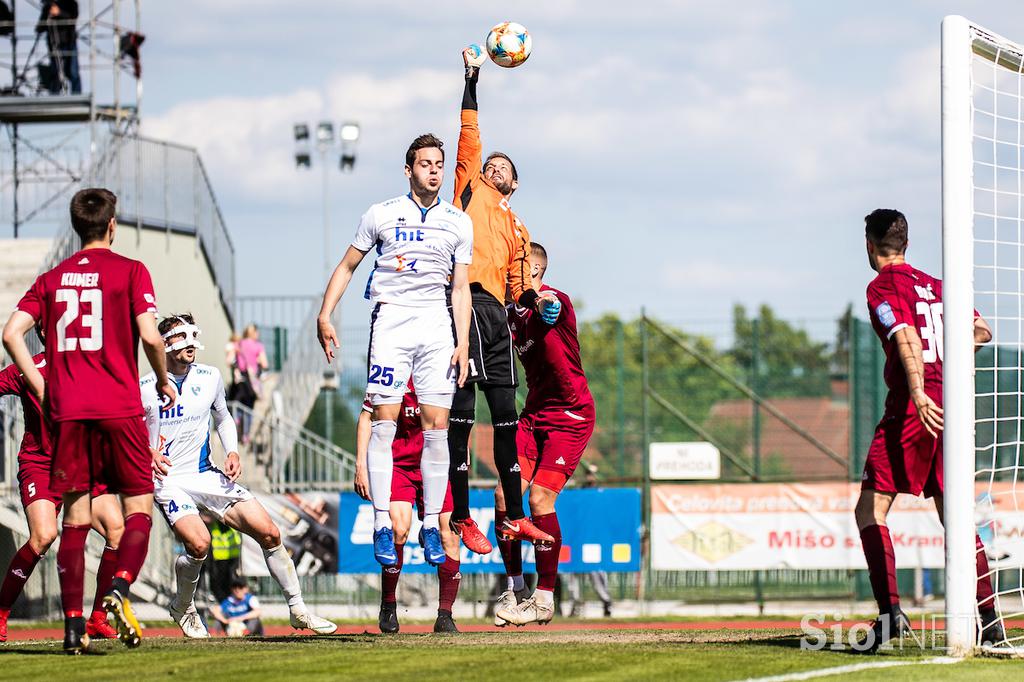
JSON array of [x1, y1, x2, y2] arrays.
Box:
[[162, 319, 205, 352]]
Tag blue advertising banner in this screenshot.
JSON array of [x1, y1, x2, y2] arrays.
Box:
[[337, 488, 641, 574]]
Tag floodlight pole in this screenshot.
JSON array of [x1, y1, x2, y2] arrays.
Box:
[[320, 144, 330, 283]]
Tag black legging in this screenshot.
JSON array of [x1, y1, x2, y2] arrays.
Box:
[[448, 383, 524, 520]]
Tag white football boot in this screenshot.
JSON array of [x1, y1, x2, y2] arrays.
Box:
[[496, 595, 554, 627], [169, 603, 210, 639], [290, 610, 338, 635], [494, 590, 518, 627]]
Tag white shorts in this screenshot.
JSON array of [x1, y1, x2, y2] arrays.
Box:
[[367, 302, 456, 408], [155, 469, 254, 526]]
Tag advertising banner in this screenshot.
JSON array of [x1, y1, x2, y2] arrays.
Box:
[[240, 491, 340, 577], [651, 482, 1024, 570], [649, 442, 721, 480], [337, 488, 642, 574]]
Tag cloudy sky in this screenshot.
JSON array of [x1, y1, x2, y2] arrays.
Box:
[[138, 1, 1024, 333]]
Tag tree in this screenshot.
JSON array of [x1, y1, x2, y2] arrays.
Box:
[[304, 389, 359, 453], [578, 313, 739, 478], [730, 304, 831, 398]]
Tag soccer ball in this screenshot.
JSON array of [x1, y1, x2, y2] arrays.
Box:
[[485, 22, 532, 68], [226, 620, 247, 638]]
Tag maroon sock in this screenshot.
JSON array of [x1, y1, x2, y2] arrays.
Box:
[[57, 524, 90, 618], [976, 534, 995, 607], [495, 509, 522, 579], [90, 545, 118, 618], [381, 543, 405, 604], [0, 543, 42, 611], [437, 556, 461, 612], [114, 513, 152, 585], [859, 524, 900, 614], [532, 512, 562, 591]]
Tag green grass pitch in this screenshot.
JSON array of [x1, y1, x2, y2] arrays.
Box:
[[2, 627, 1022, 681]]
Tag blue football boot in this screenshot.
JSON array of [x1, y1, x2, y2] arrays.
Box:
[[419, 527, 446, 566], [374, 527, 398, 566]]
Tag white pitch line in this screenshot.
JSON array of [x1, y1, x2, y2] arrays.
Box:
[[733, 656, 961, 682]]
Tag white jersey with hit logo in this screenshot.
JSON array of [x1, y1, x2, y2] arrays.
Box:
[[353, 193, 473, 307], [140, 362, 238, 478]]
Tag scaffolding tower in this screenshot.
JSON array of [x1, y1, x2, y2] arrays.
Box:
[[0, 0, 141, 238]]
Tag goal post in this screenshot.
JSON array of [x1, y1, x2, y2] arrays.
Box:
[[942, 14, 1024, 657], [941, 14, 977, 658]]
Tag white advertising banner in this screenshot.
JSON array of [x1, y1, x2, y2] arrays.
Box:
[[651, 482, 1024, 570], [649, 442, 721, 480]]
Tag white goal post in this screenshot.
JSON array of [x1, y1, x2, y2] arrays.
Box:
[[942, 15, 1024, 657]]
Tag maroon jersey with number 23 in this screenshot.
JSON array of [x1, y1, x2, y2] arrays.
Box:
[[17, 248, 158, 421]]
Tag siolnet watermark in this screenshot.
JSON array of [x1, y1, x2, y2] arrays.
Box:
[[799, 612, 975, 652]]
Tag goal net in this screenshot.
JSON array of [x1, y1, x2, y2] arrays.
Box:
[[942, 15, 1024, 656]]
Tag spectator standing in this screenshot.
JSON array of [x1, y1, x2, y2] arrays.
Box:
[[205, 518, 242, 603], [234, 325, 268, 444], [37, 0, 80, 94]]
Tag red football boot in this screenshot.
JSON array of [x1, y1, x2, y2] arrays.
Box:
[[0, 608, 9, 642], [86, 612, 118, 639], [500, 517, 555, 544], [450, 517, 493, 554]]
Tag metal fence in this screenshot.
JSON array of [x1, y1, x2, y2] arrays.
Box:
[[572, 311, 883, 485]]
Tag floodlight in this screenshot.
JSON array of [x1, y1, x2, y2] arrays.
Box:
[[316, 122, 334, 144], [340, 122, 360, 142]]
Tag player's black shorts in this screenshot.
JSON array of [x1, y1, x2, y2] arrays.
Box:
[[465, 287, 518, 387]]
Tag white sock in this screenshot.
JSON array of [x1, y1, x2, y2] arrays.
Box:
[[509, 574, 525, 592], [368, 420, 397, 531], [534, 588, 554, 605], [264, 543, 305, 611], [420, 429, 450, 531], [173, 553, 205, 613]]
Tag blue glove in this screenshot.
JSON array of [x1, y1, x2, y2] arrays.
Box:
[[539, 297, 561, 325]]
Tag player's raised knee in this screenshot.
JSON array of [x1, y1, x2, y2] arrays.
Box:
[[185, 535, 211, 558], [392, 520, 411, 545], [30, 527, 59, 554], [255, 524, 281, 550], [528, 485, 558, 516]]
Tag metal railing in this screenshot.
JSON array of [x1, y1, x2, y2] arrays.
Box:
[[273, 300, 337, 432], [230, 401, 355, 493]]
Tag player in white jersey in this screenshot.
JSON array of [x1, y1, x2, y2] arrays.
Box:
[[141, 314, 337, 638], [317, 134, 473, 568]]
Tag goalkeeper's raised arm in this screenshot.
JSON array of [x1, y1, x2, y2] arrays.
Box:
[[444, 45, 561, 558]]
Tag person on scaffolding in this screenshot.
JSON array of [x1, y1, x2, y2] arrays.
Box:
[[37, 0, 81, 94]]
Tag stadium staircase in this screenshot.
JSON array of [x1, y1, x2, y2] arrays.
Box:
[[230, 402, 355, 493], [0, 238, 54, 362]]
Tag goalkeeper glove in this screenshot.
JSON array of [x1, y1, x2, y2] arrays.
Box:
[[538, 298, 561, 325]]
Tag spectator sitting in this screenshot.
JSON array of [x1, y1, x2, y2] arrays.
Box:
[[212, 577, 264, 637]]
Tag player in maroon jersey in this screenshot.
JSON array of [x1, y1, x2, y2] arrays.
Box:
[[2, 188, 175, 654], [855, 209, 1002, 651], [494, 243, 596, 627], [0, 348, 125, 642], [355, 381, 462, 634]]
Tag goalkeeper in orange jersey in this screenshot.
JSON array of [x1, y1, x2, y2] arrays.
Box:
[[446, 45, 561, 554]]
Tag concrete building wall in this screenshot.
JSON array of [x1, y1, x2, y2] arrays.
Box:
[[113, 225, 234, 381]]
